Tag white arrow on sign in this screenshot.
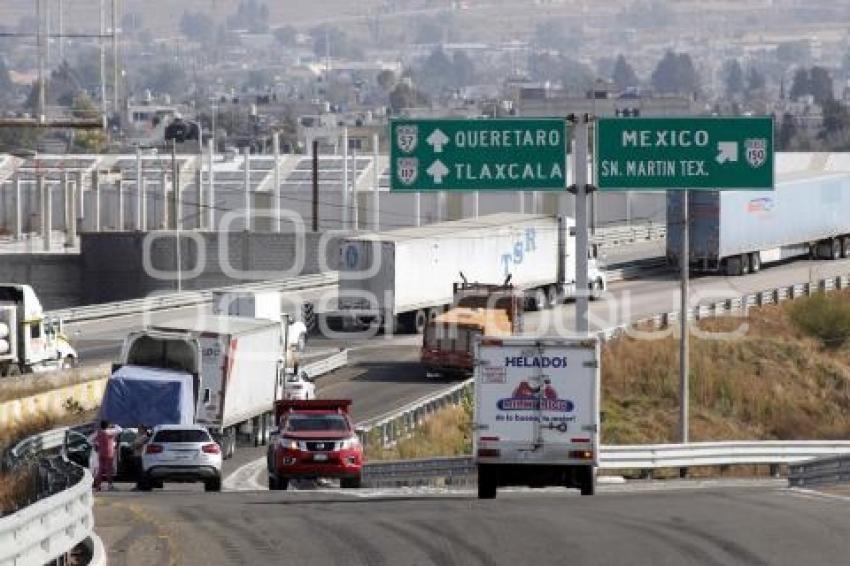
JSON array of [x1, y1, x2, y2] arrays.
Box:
[[716, 141, 739, 164], [426, 129, 450, 153], [426, 160, 450, 184]]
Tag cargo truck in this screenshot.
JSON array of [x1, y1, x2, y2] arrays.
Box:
[[100, 315, 285, 459], [333, 213, 606, 333], [667, 172, 850, 275], [422, 278, 524, 377], [0, 284, 77, 376], [473, 336, 600, 499]]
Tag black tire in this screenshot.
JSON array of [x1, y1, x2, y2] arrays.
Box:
[[831, 239, 841, 260], [61, 356, 77, 370], [341, 475, 362, 489], [301, 302, 317, 334], [749, 252, 761, 273], [842, 237, 850, 259], [412, 310, 428, 334], [533, 288, 547, 311], [546, 285, 559, 308], [5, 363, 21, 376], [205, 476, 222, 492], [724, 256, 742, 277], [136, 475, 153, 492], [579, 467, 596, 496], [477, 466, 497, 499], [224, 429, 236, 460], [740, 253, 751, 275], [591, 279, 603, 300], [427, 307, 442, 323]]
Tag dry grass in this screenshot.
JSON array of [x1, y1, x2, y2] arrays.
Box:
[[0, 468, 37, 516], [603, 292, 850, 444], [0, 363, 110, 404], [366, 404, 472, 462]]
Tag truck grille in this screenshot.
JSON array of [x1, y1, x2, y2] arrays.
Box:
[[305, 441, 336, 451]]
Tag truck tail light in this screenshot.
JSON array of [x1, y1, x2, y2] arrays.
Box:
[[479, 436, 499, 442], [477, 448, 500, 457], [145, 444, 163, 454], [569, 450, 594, 460], [202, 443, 221, 454]]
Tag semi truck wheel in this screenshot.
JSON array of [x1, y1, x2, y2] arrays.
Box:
[[268, 474, 288, 490], [341, 475, 362, 489], [842, 237, 850, 258], [477, 466, 497, 499], [749, 252, 761, 273], [546, 285, 559, 308], [740, 253, 751, 275], [831, 239, 841, 260], [412, 309, 428, 334], [724, 256, 742, 277]]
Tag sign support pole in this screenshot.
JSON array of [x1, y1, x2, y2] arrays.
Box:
[[679, 190, 689, 445], [575, 115, 589, 335]]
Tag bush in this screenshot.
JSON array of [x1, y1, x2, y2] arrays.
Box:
[[789, 292, 850, 348]]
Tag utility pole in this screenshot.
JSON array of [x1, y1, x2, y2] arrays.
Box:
[[99, 0, 107, 118], [58, 0, 64, 62], [372, 133, 380, 231], [273, 132, 281, 232], [680, 191, 690, 445], [311, 140, 319, 232], [574, 115, 590, 335], [112, 0, 120, 119], [36, 0, 46, 123]]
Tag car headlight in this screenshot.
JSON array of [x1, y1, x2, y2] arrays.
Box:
[[339, 436, 361, 450], [279, 438, 300, 451]]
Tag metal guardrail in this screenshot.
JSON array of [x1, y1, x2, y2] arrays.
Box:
[[363, 441, 850, 486], [47, 271, 339, 323], [1, 421, 101, 566], [596, 272, 850, 342], [356, 379, 473, 447], [789, 455, 850, 488], [299, 349, 348, 380], [592, 222, 666, 247]]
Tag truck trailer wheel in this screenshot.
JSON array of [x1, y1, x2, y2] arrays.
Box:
[[724, 256, 742, 277], [749, 252, 761, 273], [831, 239, 841, 260], [842, 237, 850, 259], [341, 475, 362, 489], [477, 466, 497, 499]]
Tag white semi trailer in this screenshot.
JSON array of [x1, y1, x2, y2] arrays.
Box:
[[332, 213, 606, 333]]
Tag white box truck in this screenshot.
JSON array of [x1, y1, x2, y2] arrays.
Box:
[[100, 315, 284, 459], [473, 335, 600, 499], [333, 213, 606, 333], [0, 284, 77, 376], [211, 290, 309, 352]]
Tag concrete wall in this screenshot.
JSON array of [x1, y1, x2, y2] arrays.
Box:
[[80, 231, 348, 304], [0, 254, 82, 309]]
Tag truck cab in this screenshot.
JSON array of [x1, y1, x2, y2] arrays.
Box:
[[0, 284, 77, 376]]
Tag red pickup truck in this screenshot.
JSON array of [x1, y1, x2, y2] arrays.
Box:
[[266, 399, 363, 490]]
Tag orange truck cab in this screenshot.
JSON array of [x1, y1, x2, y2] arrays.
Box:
[[266, 399, 363, 490]]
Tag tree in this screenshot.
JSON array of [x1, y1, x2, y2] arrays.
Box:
[[746, 67, 766, 94], [789, 68, 810, 101], [180, 11, 214, 43], [71, 93, 106, 152], [775, 40, 812, 66], [388, 83, 429, 113], [141, 62, 188, 98], [376, 69, 396, 91], [820, 100, 850, 141], [809, 66, 834, 105], [778, 112, 797, 150], [0, 56, 13, 100], [612, 55, 639, 91], [273, 26, 297, 46], [452, 51, 476, 87], [310, 25, 364, 61], [651, 50, 699, 95], [723, 59, 744, 98]]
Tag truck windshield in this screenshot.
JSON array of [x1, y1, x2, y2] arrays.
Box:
[[285, 415, 348, 432]]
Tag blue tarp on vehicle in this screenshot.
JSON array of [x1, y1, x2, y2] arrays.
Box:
[[99, 365, 195, 427]]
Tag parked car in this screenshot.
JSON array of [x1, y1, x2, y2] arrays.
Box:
[[138, 424, 222, 492]]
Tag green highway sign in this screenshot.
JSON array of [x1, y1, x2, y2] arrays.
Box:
[[595, 117, 774, 190], [390, 118, 568, 192]]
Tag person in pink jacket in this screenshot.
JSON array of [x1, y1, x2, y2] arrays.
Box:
[[93, 420, 121, 491]]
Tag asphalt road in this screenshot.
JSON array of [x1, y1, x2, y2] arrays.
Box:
[[93, 481, 850, 565]]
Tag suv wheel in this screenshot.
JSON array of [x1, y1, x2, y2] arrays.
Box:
[[136, 475, 153, 492], [205, 476, 222, 492]]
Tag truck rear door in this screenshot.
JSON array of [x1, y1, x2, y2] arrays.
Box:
[[474, 338, 600, 465]]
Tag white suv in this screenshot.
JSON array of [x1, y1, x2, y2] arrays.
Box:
[[282, 371, 316, 400], [138, 424, 222, 492]]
